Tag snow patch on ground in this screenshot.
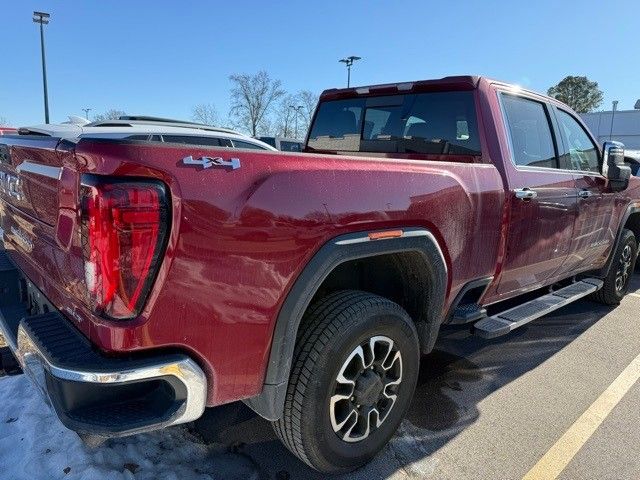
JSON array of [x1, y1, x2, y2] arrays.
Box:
[[0, 374, 259, 480]]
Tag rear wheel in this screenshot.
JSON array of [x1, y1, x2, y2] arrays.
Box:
[[592, 229, 637, 305], [272, 290, 420, 473]]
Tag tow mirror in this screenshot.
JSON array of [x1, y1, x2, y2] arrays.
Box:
[[602, 141, 631, 191]]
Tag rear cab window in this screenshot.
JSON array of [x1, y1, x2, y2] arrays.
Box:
[[307, 91, 481, 158]]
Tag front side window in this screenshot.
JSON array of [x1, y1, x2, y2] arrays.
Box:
[[307, 91, 481, 156], [501, 94, 557, 169], [555, 109, 599, 173]]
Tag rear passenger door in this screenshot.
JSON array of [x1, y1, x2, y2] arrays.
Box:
[[496, 93, 579, 296], [553, 107, 617, 271]]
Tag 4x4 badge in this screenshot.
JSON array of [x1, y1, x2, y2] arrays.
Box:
[[182, 156, 241, 170]]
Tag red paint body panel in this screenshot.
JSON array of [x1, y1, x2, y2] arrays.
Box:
[[1, 78, 639, 407]]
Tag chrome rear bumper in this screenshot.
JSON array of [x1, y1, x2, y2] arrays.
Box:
[[0, 251, 207, 437]]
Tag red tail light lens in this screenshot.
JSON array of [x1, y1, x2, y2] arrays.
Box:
[[81, 177, 169, 320]]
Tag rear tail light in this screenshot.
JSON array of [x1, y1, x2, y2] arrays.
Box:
[[80, 176, 170, 320]]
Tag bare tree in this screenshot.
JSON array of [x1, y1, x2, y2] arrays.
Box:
[[93, 109, 127, 122], [297, 90, 319, 137], [229, 71, 285, 136], [273, 94, 298, 138], [191, 103, 219, 126]]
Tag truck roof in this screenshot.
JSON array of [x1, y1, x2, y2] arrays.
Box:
[[319, 75, 481, 100], [319, 75, 557, 105]]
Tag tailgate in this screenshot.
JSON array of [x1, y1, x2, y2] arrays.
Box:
[[0, 136, 89, 335], [0, 136, 63, 226]]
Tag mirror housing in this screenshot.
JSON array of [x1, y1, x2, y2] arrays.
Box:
[[602, 141, 631, 192]]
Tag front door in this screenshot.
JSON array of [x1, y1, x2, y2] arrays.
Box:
[[495, 93, 579, 297], [553, 107, 618, 272]]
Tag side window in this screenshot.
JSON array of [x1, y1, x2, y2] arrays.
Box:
[[555, 110, 600, 173], [233, 140, 267, 150], [162, 135, 222, 146], [279, 141, 303, 152], [125, 134, 150, 141], [501, 94, 557, 169]]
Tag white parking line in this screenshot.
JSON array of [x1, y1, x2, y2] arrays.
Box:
[[522, 351, 640, 480]]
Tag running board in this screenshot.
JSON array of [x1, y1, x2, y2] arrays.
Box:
[[474, 279, 603, 339]]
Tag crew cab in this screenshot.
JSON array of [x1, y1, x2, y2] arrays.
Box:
[[0, 76, 637, 473]]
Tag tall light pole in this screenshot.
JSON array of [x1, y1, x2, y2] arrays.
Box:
[[33, 11, 51, 124], [289, 105, 303, 138], [609, 100, 618, 141], [339, 56, 361, 88], [82, 108, 92, 120]]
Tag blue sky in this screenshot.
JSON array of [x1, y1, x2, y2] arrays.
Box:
[[1, 0, 638, 127]]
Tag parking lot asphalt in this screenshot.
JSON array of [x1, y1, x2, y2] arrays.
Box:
[[2, 275, 639, 479], [194, 274, 640, 479]]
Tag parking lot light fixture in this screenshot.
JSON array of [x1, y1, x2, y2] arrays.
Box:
[[33, 11, 51, 124], [289, 105, 304, 138], [610, 100, 618, 141], [339, 56, 362, 88]]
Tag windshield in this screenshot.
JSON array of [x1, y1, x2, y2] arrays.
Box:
[[307, 91, 481, 156]]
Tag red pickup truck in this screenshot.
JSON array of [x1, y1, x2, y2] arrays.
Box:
[[0, 76, 638, 473]]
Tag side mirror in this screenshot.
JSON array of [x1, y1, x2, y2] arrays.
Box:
[[602, 141, 631, 191]]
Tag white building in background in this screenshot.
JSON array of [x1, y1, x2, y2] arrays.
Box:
[[581, 108, 640, 158]]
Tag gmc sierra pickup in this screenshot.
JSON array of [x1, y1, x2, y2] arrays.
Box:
[[0, 76, 638, 473]]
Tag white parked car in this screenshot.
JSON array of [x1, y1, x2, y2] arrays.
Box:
[[19, 116, 277, 151]]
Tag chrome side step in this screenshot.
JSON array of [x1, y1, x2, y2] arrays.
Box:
[[474, 279, 603, 339]]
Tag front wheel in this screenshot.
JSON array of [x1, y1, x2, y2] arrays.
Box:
[[592, 229, 637, 305], [272, 290, 420, 473]]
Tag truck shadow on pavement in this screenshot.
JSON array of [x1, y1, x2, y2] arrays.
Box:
[[193, 276, 639, 480]]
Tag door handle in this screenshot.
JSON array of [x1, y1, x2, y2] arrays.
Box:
[[514, 188, 538, 200], [578, 190, 593, 199]]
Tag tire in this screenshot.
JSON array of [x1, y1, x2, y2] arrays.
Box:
[[272, 290, 420, 473], [591, 229, 637, 306]]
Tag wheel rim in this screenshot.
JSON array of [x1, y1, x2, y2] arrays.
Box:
[[329, 335, 403, 443], [615, 244, 633, 294]]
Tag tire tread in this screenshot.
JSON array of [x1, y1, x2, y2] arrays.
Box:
[[272, 290, 409, 470]]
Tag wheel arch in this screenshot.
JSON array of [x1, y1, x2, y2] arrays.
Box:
[[595, 204, 640, 278], [244, 227, 448, 420]]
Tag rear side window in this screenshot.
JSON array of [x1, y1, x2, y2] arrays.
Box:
[[259, 137, 277, 147], [232, 140, 267, 150], [307, 91, 481, 156], [161, 135, 222, 146], [501, 95, 557, 169], [555, 110, 599, 173], [279, 141, 303, 152]]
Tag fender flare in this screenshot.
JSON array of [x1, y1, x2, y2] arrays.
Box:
[[244, 227, 448, 420], [595, 204, 640, 278]]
